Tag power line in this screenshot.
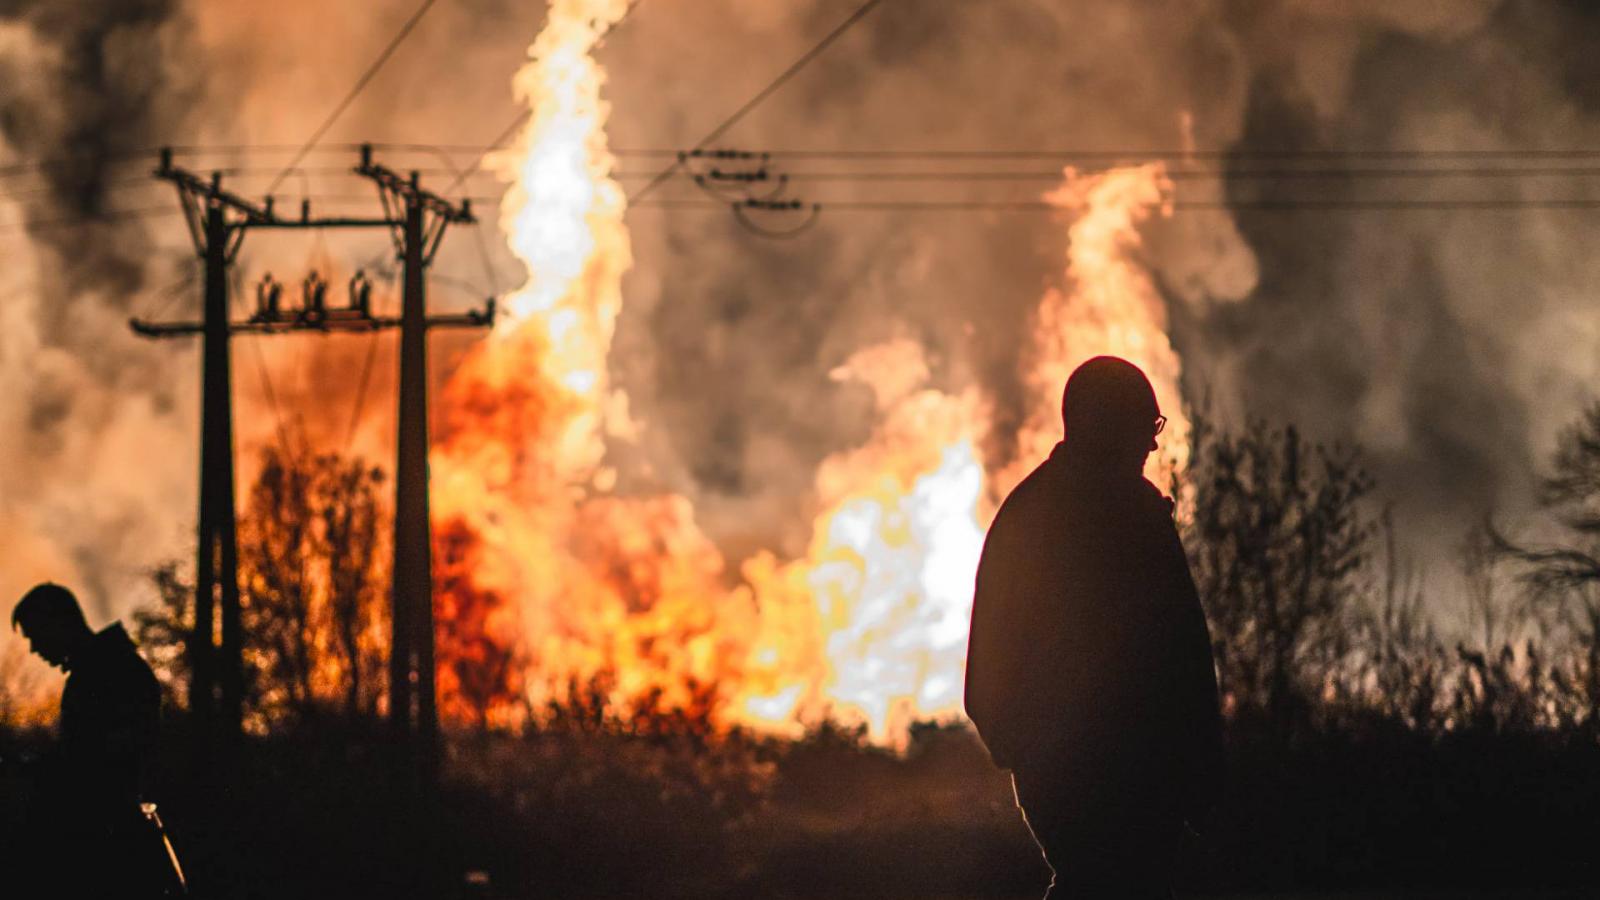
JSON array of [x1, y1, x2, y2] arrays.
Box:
[[628, 0, 889, 204], [0, 206, 181, 233], [266, 0, 444, 195], [344, 330, 386, 453], [0, 175, 161, 201], [11, 191, 1591, 233], [0, 152, 155, 182], [18, 144, 1600, 180], [134, 269, 202, 324], [626, 166, 1600, 183], [628, 197, 1600, 212], [224, 191, 1600, 213], [22, 163, 1600, 213], [632, 148, 1600, 162], [17, 144, 1600, 187], [245, 321, 296, 456]]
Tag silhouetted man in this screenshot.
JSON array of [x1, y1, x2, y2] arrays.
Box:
[[965, 356, 1223, 899], [11, 581, 167, 897]]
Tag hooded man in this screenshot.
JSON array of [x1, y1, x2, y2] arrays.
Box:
[[965, 356, 1223, 899]]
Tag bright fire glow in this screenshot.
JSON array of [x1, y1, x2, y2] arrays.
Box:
[[428, 4, 1186, 743]]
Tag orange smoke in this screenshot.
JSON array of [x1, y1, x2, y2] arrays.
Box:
[[427, 7, 1184, 743]]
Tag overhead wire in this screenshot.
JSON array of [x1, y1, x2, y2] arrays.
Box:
[[624, 148, 1600, 162], [265, 0, 445, 196], [133, 268, 203, 324], [343, 329, 384, 453], [238, 299, 296, 457], [403, 143, 505, 298], [629, 197, 1600, 212], [0, 206, 181, 234], [16, 144, 1600, 183], [7, 148, 1600, 245], [627, 165, 1600, 183], [11, 162, 1600, 217], [627, 0, 890, 205]]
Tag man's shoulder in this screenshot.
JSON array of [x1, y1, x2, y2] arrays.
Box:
[[1134, 477, 1176, 519], [79, 624, 158, 689], [991, 459, 1066, 529]]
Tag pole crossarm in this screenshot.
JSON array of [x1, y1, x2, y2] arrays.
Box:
[[156, 147, 404, 253], [424, 303, 495, 329], [156, 148, 274, 223], [130, 280, 494, 338], [131, 305, 494, 338], [250, 218, 404, 230], [355, 144, 475, 222], [356, 144, 474, 266]]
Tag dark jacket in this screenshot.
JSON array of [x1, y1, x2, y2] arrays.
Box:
[[18, 623, 166, 897], [965, 442, 1222, 821], [57, 622, 162, 814]]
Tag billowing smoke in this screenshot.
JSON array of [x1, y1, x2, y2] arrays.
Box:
[[6, 0, 1600, 658], [1184, 0, 1600, 562], [606, 0, 1600, 594], [0, 0, 199, 632]]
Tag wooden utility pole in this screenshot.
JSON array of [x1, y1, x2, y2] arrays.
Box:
[[196, 200, 240, 732], [356, 146, 481, 784], [132, 148, 488, 763]]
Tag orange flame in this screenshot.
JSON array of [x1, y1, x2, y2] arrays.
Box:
[[1001, 163, 1185, 495], [428, 7, 1184, 743], [734, 341, 988, 743]]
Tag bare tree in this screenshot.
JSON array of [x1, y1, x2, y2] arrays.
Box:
[[1492, 401, 1600, 729], [314, 456, 387, 721], [1459, 521, 1513, 651], [132, 561, 193, 710], [138, 446, 389, 730], [1184, 416, 1376, 732], [241, 448, 319, 722]]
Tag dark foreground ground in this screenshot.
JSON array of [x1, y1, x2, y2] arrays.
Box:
[[4, 719, 1598, 899]]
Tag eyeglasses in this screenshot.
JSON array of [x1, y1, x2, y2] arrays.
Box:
[[1153, 415, 1167, 436]]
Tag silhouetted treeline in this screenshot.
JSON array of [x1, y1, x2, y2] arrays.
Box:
[[1184, 407, 1600, 743], [134, 444, 390, 731], [117, 404, 1600, 748], [9, 408, 1600, 895], [1176, 406, 1600, 893]]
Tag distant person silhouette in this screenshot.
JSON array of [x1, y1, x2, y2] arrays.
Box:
[[965, 356, 1223, 899], [11, 582, 172, 897]]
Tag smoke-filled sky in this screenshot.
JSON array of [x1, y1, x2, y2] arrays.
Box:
[[4, 0, 1600, 653]]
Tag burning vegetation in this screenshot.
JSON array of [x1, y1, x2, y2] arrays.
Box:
[[411, 3, 1192, 744], [53, 3, 1587, 760]]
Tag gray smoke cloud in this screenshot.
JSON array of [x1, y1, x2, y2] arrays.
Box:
[[607, 0, 1600, 605], [5, 0, 1600, 655], [0, 0, 200, 632]]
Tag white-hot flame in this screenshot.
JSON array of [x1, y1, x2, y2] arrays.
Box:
[[427, 5, 1185, 745]]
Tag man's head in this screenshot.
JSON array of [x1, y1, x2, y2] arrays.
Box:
[[1061, 356, 1164, 472], [12, 582, 93, 671]]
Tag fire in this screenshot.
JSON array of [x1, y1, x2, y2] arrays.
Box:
[[428, 4, 1186, 743], [1001, 164, 1186, 495], [733, 341, 988, 742]]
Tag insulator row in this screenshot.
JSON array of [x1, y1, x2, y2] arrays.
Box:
[[252, 270, 377, 325]]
